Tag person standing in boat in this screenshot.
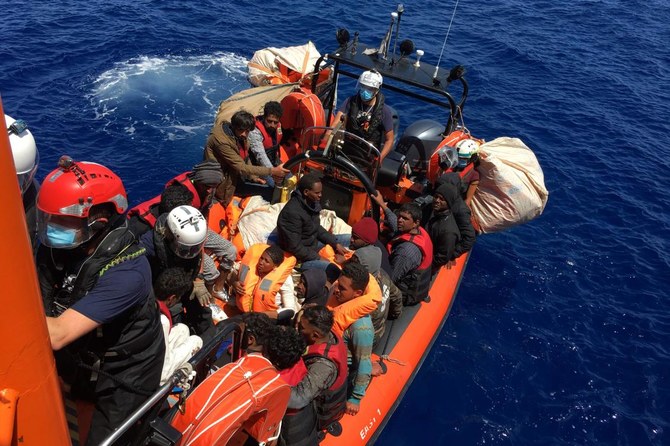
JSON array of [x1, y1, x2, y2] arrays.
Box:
[[204, 109, 289, 206], [35, 157, 165, 445], [387, 202, 434, 305], [248, 101, 284, 188], [333, 69, 395, 160]]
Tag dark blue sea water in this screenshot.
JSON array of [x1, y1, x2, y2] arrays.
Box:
[[2, 0, 669, 444]]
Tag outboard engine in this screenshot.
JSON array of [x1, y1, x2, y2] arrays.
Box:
[[394, 119, 444, 179]]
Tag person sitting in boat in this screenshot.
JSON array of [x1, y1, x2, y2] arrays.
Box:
[[433, 176, 477, 260], [387, 202, 434, 306], [140, 205, 216, 340], [289, 305, 349, 436], [153, 266, 203, 385], [296, 268, 330, 307], [35, 156, 165, 445], [127, 160, 223, 235], [248, 101, 284, 188], [426, 182, 462, 274], [204, 109, 289, 206], [351, 245, 403, 346], [333, 69, 395, 160], [328, 261, 377, 416], [7, 115, 40, 252], [232, 243, 298, 317], [277, 172, 348, 270], [344, 208, 393, 275]]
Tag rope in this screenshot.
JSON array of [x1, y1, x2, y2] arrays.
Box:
[[433, 0, 461, 79], [379, 355, 407, 366], [76, 359, 154, 397]]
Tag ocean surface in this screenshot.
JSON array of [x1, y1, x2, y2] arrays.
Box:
[[2, 0, 669, 444]]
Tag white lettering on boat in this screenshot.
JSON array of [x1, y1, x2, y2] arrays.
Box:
[[359, 408, 384, 440]]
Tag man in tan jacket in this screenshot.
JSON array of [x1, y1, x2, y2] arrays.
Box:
[[204, 110, 288, 206]]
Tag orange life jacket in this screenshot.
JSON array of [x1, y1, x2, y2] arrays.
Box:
[[326, 273, 381, 336], [237, 243, 296, 312], [170, 354, 290, 445]]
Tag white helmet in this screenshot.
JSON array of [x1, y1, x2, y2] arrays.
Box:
[[167, 205, 207, 259], [456, 139, 480, 168], [6, 115, 38, 194], [358, 70, 383, 89]]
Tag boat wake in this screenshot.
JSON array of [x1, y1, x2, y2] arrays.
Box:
[[87, 52, 249, 142]]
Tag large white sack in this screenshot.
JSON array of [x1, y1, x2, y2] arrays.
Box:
[[470, 137, 549, 233], [248, 42, 322, 87], [237, 195, 350, 249]]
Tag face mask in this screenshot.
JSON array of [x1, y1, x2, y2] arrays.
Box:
[[359, 88, 375, 102], [458, 158, 468, 169], [45, 225, 78, 248]]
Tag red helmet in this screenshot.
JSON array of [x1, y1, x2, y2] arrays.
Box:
[[37, 156, 128, 248]]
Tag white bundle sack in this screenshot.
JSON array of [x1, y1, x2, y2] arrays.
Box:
[[470, 137, 549, 233], [248, 41, 322, 86]]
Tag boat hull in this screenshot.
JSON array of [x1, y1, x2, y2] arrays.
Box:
[[321, 252, 470, 445]]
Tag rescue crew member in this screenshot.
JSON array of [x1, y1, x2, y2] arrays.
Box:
[[388, 202, 434, 306], [248, 101, 284, 187], [290, 305, 348, 435], [334, 70, 395, 160], [204, 109, 289, 206], [127, 160, 223, 235], [232, 243, 298, 316], [140, 205, 215, 340], [35, 156, 164, 445], [455, 139, 481, 208], [6, 115, 40, 251]]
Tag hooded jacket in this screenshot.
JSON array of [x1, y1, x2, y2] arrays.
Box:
[[277, 189, 338, 262], [426, 183, 462, 271], [435, 173, 477, 259], [301, 268, 329, 306]]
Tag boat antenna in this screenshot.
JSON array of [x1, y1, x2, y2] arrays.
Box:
[[390, 4, 405, 63], [379, 11, 397, 61], [433, 0, 460, 80]]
